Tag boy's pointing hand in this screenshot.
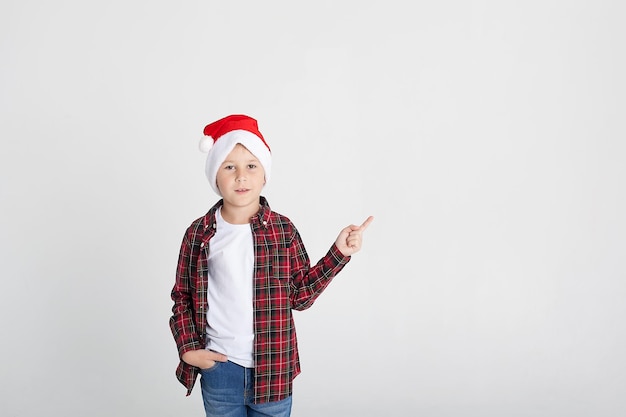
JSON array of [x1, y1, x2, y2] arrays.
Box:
[[335, 216, 374, 257]]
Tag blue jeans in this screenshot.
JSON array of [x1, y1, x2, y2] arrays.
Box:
[[200, 361, 292, 417]]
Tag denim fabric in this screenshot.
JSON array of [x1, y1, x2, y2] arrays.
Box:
[[200, 361, 292, 417]]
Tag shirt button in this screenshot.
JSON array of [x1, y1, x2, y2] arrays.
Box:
[[200, 242, 205, 248], [263, 221, 267, 226]]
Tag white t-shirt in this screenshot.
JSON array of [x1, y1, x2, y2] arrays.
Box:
[[205, 208, 255, 368]]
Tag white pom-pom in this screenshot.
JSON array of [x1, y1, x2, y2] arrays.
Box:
[[199, 135, 214, 153]]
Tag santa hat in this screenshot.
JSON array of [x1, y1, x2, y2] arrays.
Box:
[[199, 114, 272, 196]]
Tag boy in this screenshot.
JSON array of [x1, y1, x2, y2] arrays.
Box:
[[169, 114, 373, 417]]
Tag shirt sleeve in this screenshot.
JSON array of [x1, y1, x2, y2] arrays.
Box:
[[169, 231, 202, 357], [289, 228, 351, 311]]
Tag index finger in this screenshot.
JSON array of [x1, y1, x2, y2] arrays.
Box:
[[360, 216, 374, 231]]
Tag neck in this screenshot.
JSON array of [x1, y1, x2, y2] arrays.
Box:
[[220, 203, 260, 225]]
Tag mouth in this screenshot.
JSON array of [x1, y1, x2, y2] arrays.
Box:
[[235, 188, 249, 193]]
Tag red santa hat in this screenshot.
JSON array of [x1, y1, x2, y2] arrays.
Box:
[[199, 114, 272, 196]]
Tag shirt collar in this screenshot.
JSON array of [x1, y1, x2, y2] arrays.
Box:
[[202, 196, 271, 231]]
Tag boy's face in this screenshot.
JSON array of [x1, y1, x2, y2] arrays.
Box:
[[216, 143, 265, 208]]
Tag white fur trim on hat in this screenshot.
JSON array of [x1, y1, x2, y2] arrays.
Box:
[[204, 130, 272, 197]]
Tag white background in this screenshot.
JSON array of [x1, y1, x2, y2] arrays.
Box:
[[1, 1, 625, 416]]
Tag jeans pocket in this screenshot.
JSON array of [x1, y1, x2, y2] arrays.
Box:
[[199, 361, 222, 374]]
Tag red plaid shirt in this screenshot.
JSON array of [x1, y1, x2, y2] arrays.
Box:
[[169, 196, 350, 403]]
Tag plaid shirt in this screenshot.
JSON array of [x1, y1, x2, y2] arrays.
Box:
[[169, 196, 350, 403]]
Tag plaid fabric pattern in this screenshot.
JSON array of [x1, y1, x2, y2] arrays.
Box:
[[170, 196, 350, 403]]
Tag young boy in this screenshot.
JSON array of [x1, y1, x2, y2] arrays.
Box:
[[169, 114, 373, 417]]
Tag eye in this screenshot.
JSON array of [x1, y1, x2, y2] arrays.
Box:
[[247, 164, 257, 169], [223, 164, 235, 170]]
